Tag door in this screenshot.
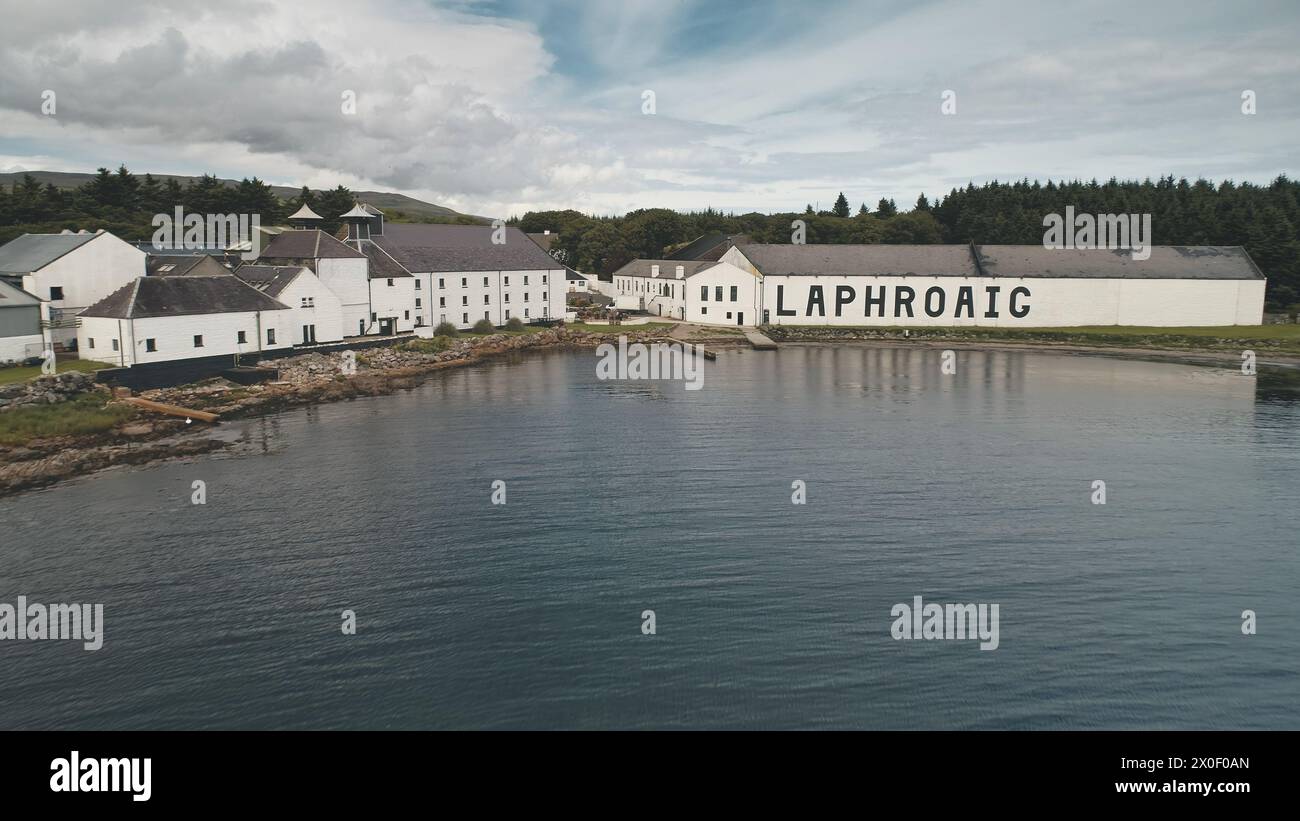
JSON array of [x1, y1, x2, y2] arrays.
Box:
[[737, 312, 744, 326], [379, 318, 395, 335]]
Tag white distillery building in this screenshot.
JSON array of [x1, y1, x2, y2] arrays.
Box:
[[232, 264, 345, 345], [256, 222, 377, 338], [77, 275, 292, 366], [364, 223, 567, 329], [0, 279, 45, 363], [617, 244, 1267, 328], [0, 230, 145, 349]]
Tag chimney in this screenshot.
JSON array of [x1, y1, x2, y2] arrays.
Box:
[[675, 265, 684, 278], [651, 264, 660, 277]]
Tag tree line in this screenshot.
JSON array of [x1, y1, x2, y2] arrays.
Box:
[[512, 176, 1300, 309], [0, 166, 475, 245]]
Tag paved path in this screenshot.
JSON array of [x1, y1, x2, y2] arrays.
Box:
[[742, 328, 779, 350]]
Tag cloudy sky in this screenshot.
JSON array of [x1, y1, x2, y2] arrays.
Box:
[[1, 0, 1298, 218]]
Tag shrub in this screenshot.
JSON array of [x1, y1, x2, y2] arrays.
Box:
[[433, 321, 459, 338], [472, 319, 496, 334], [505, 316, 525, 331]]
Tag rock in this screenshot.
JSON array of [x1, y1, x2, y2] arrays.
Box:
[[120, 423, 154, 437]]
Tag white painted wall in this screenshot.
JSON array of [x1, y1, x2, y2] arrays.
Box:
[[684, 263, 761, 326], [758, 275, 1266, 328], [276, 270, 344, 344], [368, 276, 417, 333], [20, 232, 145, 346], [316, 257, 370, 337], [0, 333, 43, 363], [423, 268, 565, 328], [77, 310, 293, 365]]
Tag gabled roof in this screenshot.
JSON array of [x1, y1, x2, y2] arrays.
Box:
[[608, 259, 720, 279], [259, 229, 364, 260], [0, 278, 42, 307], [232, 265, 308, 297], [372, 224, 562, 272], [358, 242, 412, 279], [974, 245, 1265, 280], [146, 254, 230, 277], [80, 275, 290, 319], [736, 244, 979, 277], [0, 232, 99, 274], [667, 233, 749, 261]]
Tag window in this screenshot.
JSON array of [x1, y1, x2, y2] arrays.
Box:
[[484, 311, 490, 320], [701, 286, 708, 301], [484, 294, 490, 304], [726, 312, 732, 320], [415, 298, 422, 308], [238, 330, 247, 344], [462, 296, 468, 306], [460, 277, 467, 288], [112, 339, 119, 351], [462, 313, 469, 324], [439, 297, 446, 307], [193, 335, 204, 348], [524, 308, 529, 317], [49, 286, 64, 300], [359, 320, 365, 335], [145, 338, 157, 352], [404, 310, 410, 319], [542, 292, 548, 301], [301, 297, 313, 308], [524, 292, 529, 302], [542, 274, 548, 283], [371, 313, 377, 322], [701, 307, 707, 315], [505, 309, 511, 320], [303, 324, 315, 343], [504, 293, 510, 302], [439, 278, 445, 289], [524, 275, 529, 285], [415, 280, 421, 290], [387, 278, 394, 287], [715, 286, 723, 301], [268, 329, 276, 344], [88, 338, 95, 349], [504, 276, 510, 285], [730, 286, 738, 301], [482, 277, 489, 287]]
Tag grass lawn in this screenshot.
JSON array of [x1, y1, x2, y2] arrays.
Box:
[[0, 392, 136, 446], [0, 359, 103, 387]]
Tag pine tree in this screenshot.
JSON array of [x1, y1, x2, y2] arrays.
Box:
[[832, 192, 850, 218]]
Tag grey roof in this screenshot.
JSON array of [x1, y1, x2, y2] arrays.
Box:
[[735, 243, 1266, 280], [358, 241, 412, 279], [0, 232, 98, 274], [259, 229, 364, 260], [0, 278, 42, 307], [737, 244, 979, 277], [147, 255, 230, 277], [372, 224, 562, 272], [80, 275, 290, 319], [974, 245, 1264, 280], [608, 259, 721, 279], [232, 265, 308, 297], [527, 232, 557, 251], [667, 233, 749, 261], [565, 268, 589, 280]]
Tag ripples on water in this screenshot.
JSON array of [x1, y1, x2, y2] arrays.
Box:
[[1, 346, 1297, 729]]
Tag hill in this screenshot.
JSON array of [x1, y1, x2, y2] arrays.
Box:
[[0, 170, 490, 224]]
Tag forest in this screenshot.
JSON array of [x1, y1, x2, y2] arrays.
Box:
[[2, 168, 1296, 308], [511, 176, 1300, 309]]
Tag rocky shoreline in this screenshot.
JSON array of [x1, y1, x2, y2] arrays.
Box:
[[0, 327, 664, 498]]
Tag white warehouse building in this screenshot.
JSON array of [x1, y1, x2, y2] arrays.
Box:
[[615, 244, 1266, 328]]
